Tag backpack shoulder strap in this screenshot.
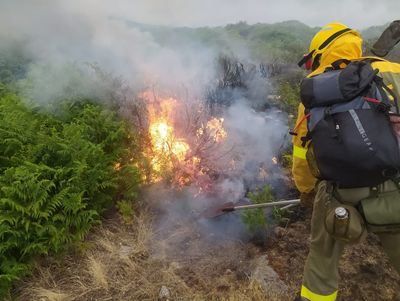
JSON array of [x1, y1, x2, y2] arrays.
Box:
[[322, 59, 351, 72], [330, 59, 351, 70], [327, 57, 385, 71], [360, 56, 389, 63], [361, 57, 400, 114], [375, 76, 400, 114]]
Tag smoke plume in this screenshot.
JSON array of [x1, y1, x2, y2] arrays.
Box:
[[1, 0, 290, 243]]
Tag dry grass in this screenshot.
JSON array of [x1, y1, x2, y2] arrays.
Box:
[[34, 288, 71, 301], [87, 255, 108, 290], [11, 202, 400, 301], [12, 208, 287, 301]]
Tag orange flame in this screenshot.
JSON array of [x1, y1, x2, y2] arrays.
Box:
[[140, 90, 228, 189], [196, 117, 227, 143], [149, 121, 189, 160], [141, 92, 190, 182], [206, 117, 227, 142]]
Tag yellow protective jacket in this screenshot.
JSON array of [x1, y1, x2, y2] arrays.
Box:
[[292, 35, 400, 193]]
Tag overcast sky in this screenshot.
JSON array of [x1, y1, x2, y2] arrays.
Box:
[[97, 0, 399, 29], [1, 0, 398, 30]]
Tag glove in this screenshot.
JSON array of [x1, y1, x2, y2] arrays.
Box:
[[390, 114, 400, 138], [300, 190, 315, 208]]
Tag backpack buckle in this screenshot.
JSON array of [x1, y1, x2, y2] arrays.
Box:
[[377, 102, 391, 113], [300, 132, 312, 147]]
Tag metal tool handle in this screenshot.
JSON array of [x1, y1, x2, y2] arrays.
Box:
[[224, 199, 300, 211], [280, 203, 298, 211]]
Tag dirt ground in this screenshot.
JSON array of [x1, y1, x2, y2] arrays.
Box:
[[268, 208, 400, 301], [11, 204, 400, 301]]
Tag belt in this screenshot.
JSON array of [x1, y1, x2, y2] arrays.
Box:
[[333, 179, 400, 204]]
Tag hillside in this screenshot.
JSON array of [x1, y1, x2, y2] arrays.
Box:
[[125, 20, 400, 63], [124, 20, 317, 63]]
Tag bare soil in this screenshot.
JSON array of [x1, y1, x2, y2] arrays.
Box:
[[267, 208, 400, 301], [11, 205, 400, 301]]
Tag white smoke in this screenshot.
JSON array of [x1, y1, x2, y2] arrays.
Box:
[[1, 0, 220, 102], [224, 102, 286, 161], [1, 0, 290, 242]]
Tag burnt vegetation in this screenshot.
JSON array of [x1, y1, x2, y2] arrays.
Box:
[[206, 54, 304, 115]]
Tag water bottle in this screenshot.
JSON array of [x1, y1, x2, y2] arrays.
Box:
[[335, 207, 349, 219], [334, 207, 349, 237]]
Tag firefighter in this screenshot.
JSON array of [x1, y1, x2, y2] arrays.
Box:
[[293, 22, 400, 301]]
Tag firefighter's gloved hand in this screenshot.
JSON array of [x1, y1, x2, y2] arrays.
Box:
[[300, 191, 315, 208], [390, 114, 400, 138]]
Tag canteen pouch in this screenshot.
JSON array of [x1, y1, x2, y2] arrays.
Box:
[[359, 189, 400, 233], [319, 181, 366, 243], [324, 203, 366, 243]]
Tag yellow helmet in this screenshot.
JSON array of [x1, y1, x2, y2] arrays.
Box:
[[298, 22, 361, 71]]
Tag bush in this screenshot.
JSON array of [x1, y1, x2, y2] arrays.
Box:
[[0, 92, 141, 297], [241, 185, 274, 232]]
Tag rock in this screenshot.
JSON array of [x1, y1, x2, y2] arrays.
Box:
[[251, 255, 289, 298], [158, 285, 171, 300]]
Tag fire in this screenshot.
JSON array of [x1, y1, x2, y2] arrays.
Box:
[[142, 92, 190, 182], [206, 118, 227, 142], [150, 122, 171, 146], [172, 141, 190, 161], [149, 120, 189, 165], [196, 117, 227, 143], [139, 89, 228, 189]]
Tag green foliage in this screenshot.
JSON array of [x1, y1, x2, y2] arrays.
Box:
[[128, 20, 318, 63], [271, 206, 284, 222], [241, 185, 288, 232], [277, 80, 301, 117], [226, 21, 317, 63], [241, 185, 274, 232], [280, 152, 293, 170], [116, 200, 135, 224], [0, 92, 141, 297]]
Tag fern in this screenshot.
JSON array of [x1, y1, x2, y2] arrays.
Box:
[[0, 91, 142, 298]]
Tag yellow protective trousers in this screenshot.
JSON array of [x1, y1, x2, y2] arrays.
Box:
[[301, 181, 400, 301]]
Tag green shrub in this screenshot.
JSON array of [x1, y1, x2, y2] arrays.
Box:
[[0, 92, 141, 297], [241, 185, 274, 232], [241, 185, 289, 232], [279, 151, 293, 170]]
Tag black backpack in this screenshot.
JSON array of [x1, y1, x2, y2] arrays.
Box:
[[299, 59, 400, 188]]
